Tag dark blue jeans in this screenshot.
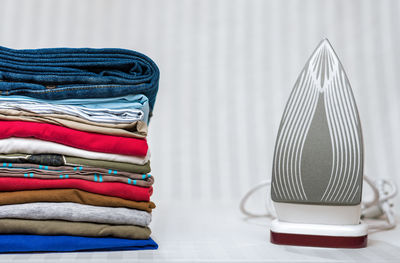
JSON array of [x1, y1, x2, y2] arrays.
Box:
[[0, 46, 160, 111]]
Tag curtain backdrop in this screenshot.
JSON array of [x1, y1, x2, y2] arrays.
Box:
[[0, 0, 398, 210]]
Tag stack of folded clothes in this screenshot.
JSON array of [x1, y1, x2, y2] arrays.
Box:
[[0, 46, 159, 253]]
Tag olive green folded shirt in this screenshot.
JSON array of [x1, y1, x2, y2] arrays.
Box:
[[0, 153, 151, 174], [65, 156, 151, 174], [0, 219, 151, 239]]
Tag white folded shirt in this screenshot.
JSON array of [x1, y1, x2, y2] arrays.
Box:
[[0, 137, 150, 165]]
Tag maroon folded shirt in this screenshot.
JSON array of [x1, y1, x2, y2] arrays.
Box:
[[0, 177, 152, 201], [0, 121, 147, 156]]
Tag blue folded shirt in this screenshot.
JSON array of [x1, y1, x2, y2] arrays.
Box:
[[0, 235, 158, 253]]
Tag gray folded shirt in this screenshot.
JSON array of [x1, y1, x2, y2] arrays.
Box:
[[0, 202, 151, 226]]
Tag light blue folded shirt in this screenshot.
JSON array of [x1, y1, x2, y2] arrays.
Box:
[[0, 94, 150, 124]]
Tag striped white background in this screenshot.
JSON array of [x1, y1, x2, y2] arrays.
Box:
[[0, 0, 398, 211]]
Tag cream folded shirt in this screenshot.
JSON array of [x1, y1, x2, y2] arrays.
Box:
[[0, 138, 150, 165]]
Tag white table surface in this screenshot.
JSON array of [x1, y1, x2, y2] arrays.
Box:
[[0, 201, 398, 263]]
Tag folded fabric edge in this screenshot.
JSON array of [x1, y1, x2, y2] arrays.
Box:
[[0, 235, 158, 253]]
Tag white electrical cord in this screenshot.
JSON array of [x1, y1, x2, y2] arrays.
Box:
[[240, 175, 397, 232]]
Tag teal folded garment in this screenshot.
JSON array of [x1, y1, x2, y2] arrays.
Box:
[[0, 235, 158, 252]]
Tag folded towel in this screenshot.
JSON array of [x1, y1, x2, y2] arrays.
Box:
[[0, 202, 151, 226], [0, 46, 159, 111], [0, 235, 158, 252], [0, 189, 155, 211], [0, 177, 152, 201]]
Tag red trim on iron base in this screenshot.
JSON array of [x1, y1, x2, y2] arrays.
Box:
[[270, 231, 367, 248]]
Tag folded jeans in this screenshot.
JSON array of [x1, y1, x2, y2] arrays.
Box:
[[0, 46, 159, 111]]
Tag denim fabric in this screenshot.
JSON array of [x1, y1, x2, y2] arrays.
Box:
[[0, 46, 159, 111]]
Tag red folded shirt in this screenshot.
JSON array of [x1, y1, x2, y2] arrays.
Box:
[[0, 177, 152, 202], [0, 121, 147, 156]]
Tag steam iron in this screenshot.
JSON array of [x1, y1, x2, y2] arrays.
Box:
[[270, 39, 368, 248]]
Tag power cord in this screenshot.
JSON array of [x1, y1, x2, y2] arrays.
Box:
[[240, 175, 397, 231]]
